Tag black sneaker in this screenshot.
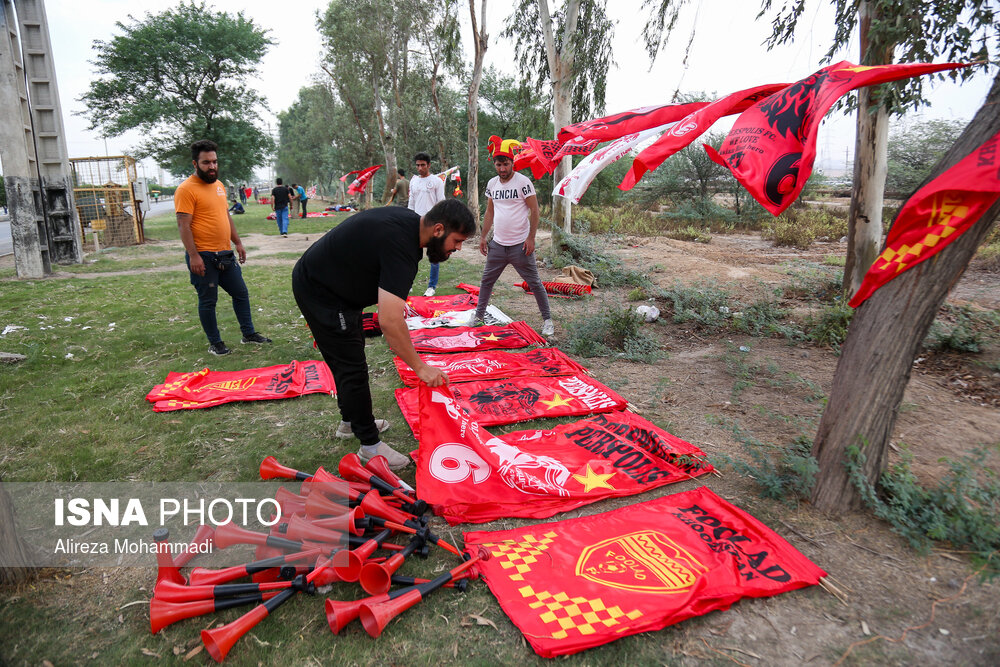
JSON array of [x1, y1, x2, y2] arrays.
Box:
[[208, 341, 231, 356], [241, 332, 272, 344]]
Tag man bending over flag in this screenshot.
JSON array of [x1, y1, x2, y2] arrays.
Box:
[[292, 199, 476, 470]]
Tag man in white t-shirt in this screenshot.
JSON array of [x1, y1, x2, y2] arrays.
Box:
[[474, 136, 553, 336], [407, 152, 446, 296]]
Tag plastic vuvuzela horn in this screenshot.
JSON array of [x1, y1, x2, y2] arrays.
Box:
[[365, 454, 415, 494], [362, 514, 462, 558], [359, 532, 427, 595], [389, 574, 470, 591], [201, 586, 298, 662], [304, 487, 351, 518], [150, 592, 279, 634], [335, 528, 393, 583], [152, 578, 301, 603], [358, 554, 485, 638], [188, 548, 321, 586], [284, 515, 349, 547], [152, 528, 185, 586], [339, 454, 422, 509], [172, 523, 216, 568], [259, 456, 312, 481], [273, 486, 307, 515], [361, 492, 459, 557]]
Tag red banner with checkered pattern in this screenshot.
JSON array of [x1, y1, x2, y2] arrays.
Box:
[[394, 348, 588, 387], [409, 321, 546, 352], [464, 487, 826, 657], [146, 361, 334, 412]]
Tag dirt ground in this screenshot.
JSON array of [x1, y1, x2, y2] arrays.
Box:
[[3, 227, 998, 665]]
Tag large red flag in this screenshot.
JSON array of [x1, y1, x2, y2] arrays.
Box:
[[394, 348, 588, 387], [850, 129, 1000, 307], [513, 136, 601, 177], [414, 385, 711, 524], [397, 374, 627, 438], [404, 292, 477, 318], [619, 83, 790, 191], [464, 487, 826, 657], [705, 61, 971, 215], [346, 164, 382, 195], [409, 321, 546, 352], [146, 361, 334, 412], [558, 101, 708, 144]]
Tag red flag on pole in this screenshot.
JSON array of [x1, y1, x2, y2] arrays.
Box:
[[558, 101, 709, 144], [849, 129, 1000, 307], [464, 487, 826, 657], [394, 348, 588, 387], [409, 322, 546, 352], [414, 385, 711, 524], [619, 83, 790, 191], [705, 61, 971, 215], [397, 374, 627, 438], [146, 361, 334, 412]]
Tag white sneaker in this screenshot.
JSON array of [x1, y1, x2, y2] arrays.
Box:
[[335, 419, 390, 439], [541, 319, 555, 336], [358, 442, 411, 470], [423, 287, 436, 297]]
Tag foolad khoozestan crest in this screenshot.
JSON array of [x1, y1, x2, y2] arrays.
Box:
[[575, 531, 707, 593]]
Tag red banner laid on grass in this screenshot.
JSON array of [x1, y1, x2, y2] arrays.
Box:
[[405, 292, 478, 318], [464, 486, 826, 657], [413, 385, 708, 524], [146, 360, 334, 412], [706, 60, 969, 215], [397, 374, 626, 438], [850, 128, 1000, 307], [515, 281, 592, 298], [394, 348, 588, 387], [409, 321, 546, 352]]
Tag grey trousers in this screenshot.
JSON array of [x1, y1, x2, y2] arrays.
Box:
[[475, 239, 551, 320]]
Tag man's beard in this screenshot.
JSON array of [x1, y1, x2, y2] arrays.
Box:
[[426, 234, 450, 263], [196, 166, 218, 184]]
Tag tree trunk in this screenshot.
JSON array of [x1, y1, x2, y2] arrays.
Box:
[[0, 481, 34, 585], [371, 67, 397, 204], [810, 71, 1000, 512], [842, 0, 894, 296], [466, 0, 488, 222]]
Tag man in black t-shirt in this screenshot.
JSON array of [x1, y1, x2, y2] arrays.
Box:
[[271, 178, 291, 236], [292, 199, 476, 469]]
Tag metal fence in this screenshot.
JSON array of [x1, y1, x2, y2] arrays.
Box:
[[70, 155, 145, 247]]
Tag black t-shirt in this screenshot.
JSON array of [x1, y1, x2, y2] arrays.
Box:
[[271, 185, 290, 208], [294, 207, 423, 310]]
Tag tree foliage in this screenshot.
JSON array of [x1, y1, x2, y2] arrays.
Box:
[[79, 2, 274, 181], [886, 117, 967, 195]]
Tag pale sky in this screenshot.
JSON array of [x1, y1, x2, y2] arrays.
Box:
[[22, 0, 995, 184]]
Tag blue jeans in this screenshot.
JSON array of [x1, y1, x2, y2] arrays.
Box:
[[428, 262, 439, 289], [186, 251, 256, 344], [274, 206, 289, 234]]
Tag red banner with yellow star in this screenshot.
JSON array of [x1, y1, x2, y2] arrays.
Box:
[[146, 360, 334, 412], [850, 129, 1000, 307], [404, 292, 478, 318], [394, 348, 588, 387], [413, 385, 710, 524], [705, 60, 970, 215], [397, 374, 627, 439], [409, 321, 547, 352], [464, 487, 826, 657]]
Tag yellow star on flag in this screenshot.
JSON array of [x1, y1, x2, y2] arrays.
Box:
[[572, 464, 615, 492], [540, 393, 574, 410], [480, 333, 501, 341]]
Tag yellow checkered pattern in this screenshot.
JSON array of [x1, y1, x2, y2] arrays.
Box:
[[518, 584, 643, 638], [483, 531, 557, 581], [876, 194, 969, 273], [150, 369, 206, 399]]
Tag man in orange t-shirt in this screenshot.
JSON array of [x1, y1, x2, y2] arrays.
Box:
[[175, 139, 271, 356]]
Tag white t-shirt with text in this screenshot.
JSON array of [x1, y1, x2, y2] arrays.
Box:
[[485, 172, 536, 246], [407, 174, 446, 216]]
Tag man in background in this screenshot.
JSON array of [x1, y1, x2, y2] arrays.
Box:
[[385, 168, 409, 207], [408, 153, 446, 296], [271, 177, 291, 237], [175, 139, 272, 356], [297, 183, 308, 218]]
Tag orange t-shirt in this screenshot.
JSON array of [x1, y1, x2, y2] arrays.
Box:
[[174, 174, 232, 252]]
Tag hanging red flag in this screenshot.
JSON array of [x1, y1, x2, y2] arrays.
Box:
[[619, 83, 790, 191], [410, 321, 547, 352], [345, 164, 382, 195], [414, 385, 711, 524], [705, 61, 970, 215], [404, 292, 478, 318], [394, 348, 588, 387], [146, 361, 334, 412], [464, 486, 826, 657], [558, 101, 709, 144], [397, 373, 626, 438], [850, 129, 1000, 307]]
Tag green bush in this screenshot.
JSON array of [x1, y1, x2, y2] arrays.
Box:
[[572, 203, 660, 235], [710, 417, 818, 501], [664, 225, 712, 243], [627, 287, 648, 302], [803, 300, 854, 351], [565, 306, 663, 362], [546, 231, 651, 288], [762, 206, 848, 249], [848, 444, 1000, 576], [657, 282, 732, 328]]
